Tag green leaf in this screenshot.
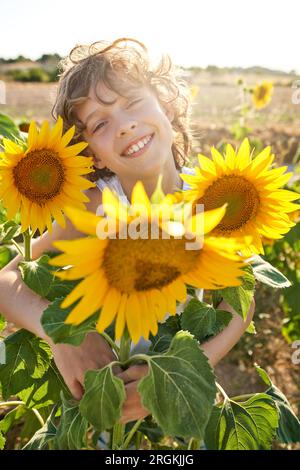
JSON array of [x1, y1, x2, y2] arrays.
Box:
[[0, 114, 22, 140], [221, 266, 255, 320], [246, 321, 257, 334], [0, 220, 21, 244], [0, 404, 27, 435], [23, 407, 57, 450], [181, 300, 216, 342], [138, 330, 216, 440], [0, 245, 12, 269], [180, 299, 232, 342], [0, 330, 52, 400], [204, 393, 278, 450], [213, 310, 233, 335], [19, 255, 55, 298], [46, 278, 78, 302], [149, 315, 181, 353], [79, 364, 126, 433], [41, 298, 98, 346], [251, 255, 291, 288], [137, 417, 164, 443], [255, 365, 300, 443], [55, 393, 88, 450], [18, 360, 70, 410]]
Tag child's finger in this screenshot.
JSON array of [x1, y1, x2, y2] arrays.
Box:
[[117, 364, 149, 383], [119, 381, 150, 424], [69, 379, 84, 401]]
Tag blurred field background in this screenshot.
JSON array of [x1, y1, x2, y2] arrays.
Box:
[[1, 56, 300, 449]]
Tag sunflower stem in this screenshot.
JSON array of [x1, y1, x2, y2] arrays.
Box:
[[112, 327, 131, 449], [118, 327, 131, 363], [23, 229, 32, 261]]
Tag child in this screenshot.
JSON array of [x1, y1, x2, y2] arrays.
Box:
[[0, 38, 255, 424]]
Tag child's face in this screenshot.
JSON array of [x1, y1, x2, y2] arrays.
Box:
[[76, 81, 175, 180]]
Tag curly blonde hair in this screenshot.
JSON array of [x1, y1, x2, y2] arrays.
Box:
[[52, 38, 192, 181]]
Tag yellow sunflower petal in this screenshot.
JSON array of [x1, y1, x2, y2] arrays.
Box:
[[125, 293, 142, 344], [3, 139, 23, 155], [27, 121, 38, 148]]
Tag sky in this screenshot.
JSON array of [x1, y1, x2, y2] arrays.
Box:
[[1, 0, 299, 72]]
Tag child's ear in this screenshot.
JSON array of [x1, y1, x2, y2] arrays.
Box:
[[87, 146, 106, 170], [93, 157, 106, 170]]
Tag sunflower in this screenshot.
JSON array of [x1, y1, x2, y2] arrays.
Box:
[[180, 139, 299, 254], [0, 117, 95, 234], [49, 183, 246, 344], [252, 81, 273, 109]]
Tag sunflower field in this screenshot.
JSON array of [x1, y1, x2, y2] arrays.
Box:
[[0, 74, 300, 451]]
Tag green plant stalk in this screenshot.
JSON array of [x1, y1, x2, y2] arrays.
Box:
[[112, 327, 132, 450], [100, 331, 120, 356], [11, 239, 24, 257], [216, 382, 229, 403], [123, 418, 144, 449], [23, 229, 32, 261]]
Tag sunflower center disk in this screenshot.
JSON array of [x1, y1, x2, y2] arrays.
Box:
[[198, 175, 260, 233], [257, 86, 267, 101], [102, 234, 199, 293], [13, 150, 65, 204]]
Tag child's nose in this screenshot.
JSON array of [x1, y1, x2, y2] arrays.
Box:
[[117, 121, 137, 137]]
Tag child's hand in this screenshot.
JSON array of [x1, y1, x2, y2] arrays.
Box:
[[117, 364, 150, 424], [50, 332, 121, 400]]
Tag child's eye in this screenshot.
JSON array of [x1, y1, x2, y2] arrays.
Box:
[[92, 122, 106, 134], [127, 98, 142, 108]]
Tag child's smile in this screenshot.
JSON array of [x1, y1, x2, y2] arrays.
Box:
[[121, 133, 154, 158]]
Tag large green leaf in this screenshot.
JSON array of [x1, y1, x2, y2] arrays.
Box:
[[18, 360, 70, 410], [0, 330, 52, 399], [55, 393, 88, 450], [41, 298, 98, 346], [255, 365, 300, 443], [221, 266, 255, 320], [138, 330, 216, 440], [19, 255, 55, 298], [23, 407, 57, 450], [79, 363, 125, 432], [149, 315, 181, 354], [251, 255, 291, 288], [0, 114, 22, 140], [180, 299, 232, 342], [181, 300, 216, 342], [204, 393, 278, 450]]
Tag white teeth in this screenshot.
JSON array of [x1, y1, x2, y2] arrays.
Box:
[[124, 135, 152, 156]]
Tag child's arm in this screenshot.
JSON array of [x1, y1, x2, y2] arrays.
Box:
[[117, 298, 256, 423], [0, 188, 121, 399]]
